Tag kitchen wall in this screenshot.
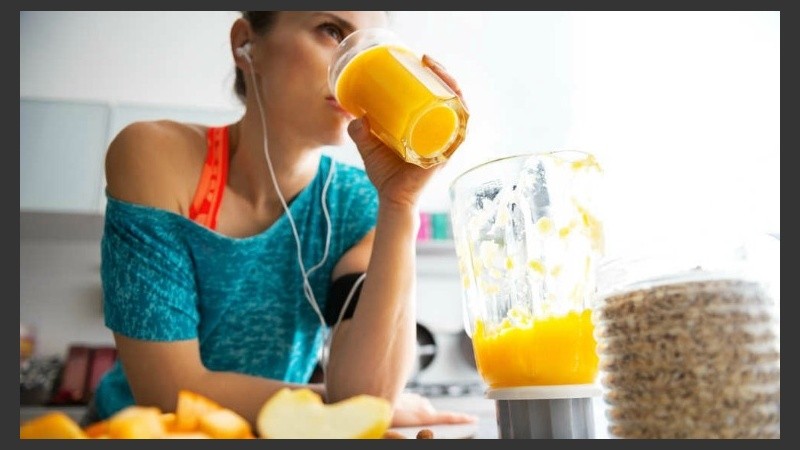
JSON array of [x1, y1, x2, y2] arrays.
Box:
[[20, 212, 111, 358]]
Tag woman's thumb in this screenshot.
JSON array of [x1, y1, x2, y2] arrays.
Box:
[[348, 117, 383, 156], [347, 117, 370, 143]]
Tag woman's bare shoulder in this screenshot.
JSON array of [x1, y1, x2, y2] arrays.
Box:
[[104, 120, 207, 214]]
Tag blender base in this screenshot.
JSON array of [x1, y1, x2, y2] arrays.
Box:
[[487, 384, 601, 439]]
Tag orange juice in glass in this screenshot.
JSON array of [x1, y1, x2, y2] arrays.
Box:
[[329, 28, 469, 168]]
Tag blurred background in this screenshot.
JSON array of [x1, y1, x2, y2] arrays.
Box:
[[21, 11, 780, 250], [20, 11, 779, 433]]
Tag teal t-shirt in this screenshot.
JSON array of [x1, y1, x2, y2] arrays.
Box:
[[94, 155, 378, 419]]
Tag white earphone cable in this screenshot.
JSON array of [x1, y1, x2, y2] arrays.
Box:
[[241, 49, 338, 332], [320, 272, 367, 378], [242, 47, 366, 382]]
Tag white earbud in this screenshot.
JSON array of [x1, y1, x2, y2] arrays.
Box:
[[236, 42, 252, 59]]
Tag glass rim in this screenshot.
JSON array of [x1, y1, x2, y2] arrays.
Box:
[[448, 149, 593, 195], [327, 27, 405, 96]]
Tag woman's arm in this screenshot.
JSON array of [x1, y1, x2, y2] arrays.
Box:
[[114, 334, 323, 427], [322, 56, 474, 424], [323, 55, 463, 407], [323, 202, 419, 405]]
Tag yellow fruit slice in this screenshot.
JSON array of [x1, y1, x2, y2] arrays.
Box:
[[174, 389, 223, 432], [198, 409, 254, 439], [83, 419, 110, 438], [159, 412, 177, 433], [20, 411, 88, 439], [107, 406, 166, 439], [161, 431, 212, 438], [23, 390, 257, 439], [256, 388, 392, 439]]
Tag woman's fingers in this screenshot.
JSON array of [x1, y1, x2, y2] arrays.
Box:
[[422, 54, 467, 110], [425, 410, 479, 425]]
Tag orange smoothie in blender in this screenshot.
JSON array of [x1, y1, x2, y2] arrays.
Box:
[[330, 29, 468, 168], [449, 152, 605, 389], [472, 308, 599, 388]]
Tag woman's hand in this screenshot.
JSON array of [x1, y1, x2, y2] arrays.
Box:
[[348, 54, 466, 209], [390, 392, 478, 428], [422, 55, 467, 110]]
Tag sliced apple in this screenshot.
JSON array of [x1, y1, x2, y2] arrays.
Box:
[[256, 388, 392, 439]]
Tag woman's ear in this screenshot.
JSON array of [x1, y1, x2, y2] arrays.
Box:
[[230, 17, 253, 70]]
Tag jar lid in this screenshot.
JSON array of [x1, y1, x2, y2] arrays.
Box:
[[594, 232, 775, 301]]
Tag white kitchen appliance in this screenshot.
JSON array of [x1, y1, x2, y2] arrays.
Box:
[[412, 248, 485, 396]]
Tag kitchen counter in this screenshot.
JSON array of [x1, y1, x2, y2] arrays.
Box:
[[21, 396, 610, 439], [428, 395, 498, 439]]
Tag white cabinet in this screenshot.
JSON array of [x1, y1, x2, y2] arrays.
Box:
[[20, 97, 243, 214], [416, 241, 465, 334], [20, 98, 110, 213]]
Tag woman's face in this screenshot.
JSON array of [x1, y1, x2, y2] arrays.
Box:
[[253, 11, 388, 148]]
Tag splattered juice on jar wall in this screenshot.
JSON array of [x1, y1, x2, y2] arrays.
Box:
[[449, 151, 604, 388]]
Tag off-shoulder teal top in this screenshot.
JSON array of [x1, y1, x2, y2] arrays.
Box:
[[93, 155, 378, 419]]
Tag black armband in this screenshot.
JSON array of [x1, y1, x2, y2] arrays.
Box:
[[324, 272, 365, 327]]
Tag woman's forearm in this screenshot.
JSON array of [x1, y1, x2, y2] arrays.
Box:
[[120, 340, 326, 429], [188, 372, 325, 428], [324, 201, 420, 404]]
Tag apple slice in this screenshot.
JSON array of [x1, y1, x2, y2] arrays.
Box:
[[256, 388, 392, 439]]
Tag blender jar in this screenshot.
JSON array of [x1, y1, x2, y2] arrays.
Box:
[[449, 151, 605, 388]]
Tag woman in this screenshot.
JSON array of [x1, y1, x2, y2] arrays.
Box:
[[90, 11, 475, 430]]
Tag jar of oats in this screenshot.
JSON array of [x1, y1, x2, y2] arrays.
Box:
[[593, 236, 780, 439]]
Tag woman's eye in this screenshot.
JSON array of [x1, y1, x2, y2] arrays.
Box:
[[319, 23, 344, 42]]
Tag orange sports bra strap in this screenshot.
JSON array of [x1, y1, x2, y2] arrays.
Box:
[[189, 126, 229, 230]]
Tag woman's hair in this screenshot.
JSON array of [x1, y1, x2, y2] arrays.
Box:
[[234, 11, 277, 103]]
